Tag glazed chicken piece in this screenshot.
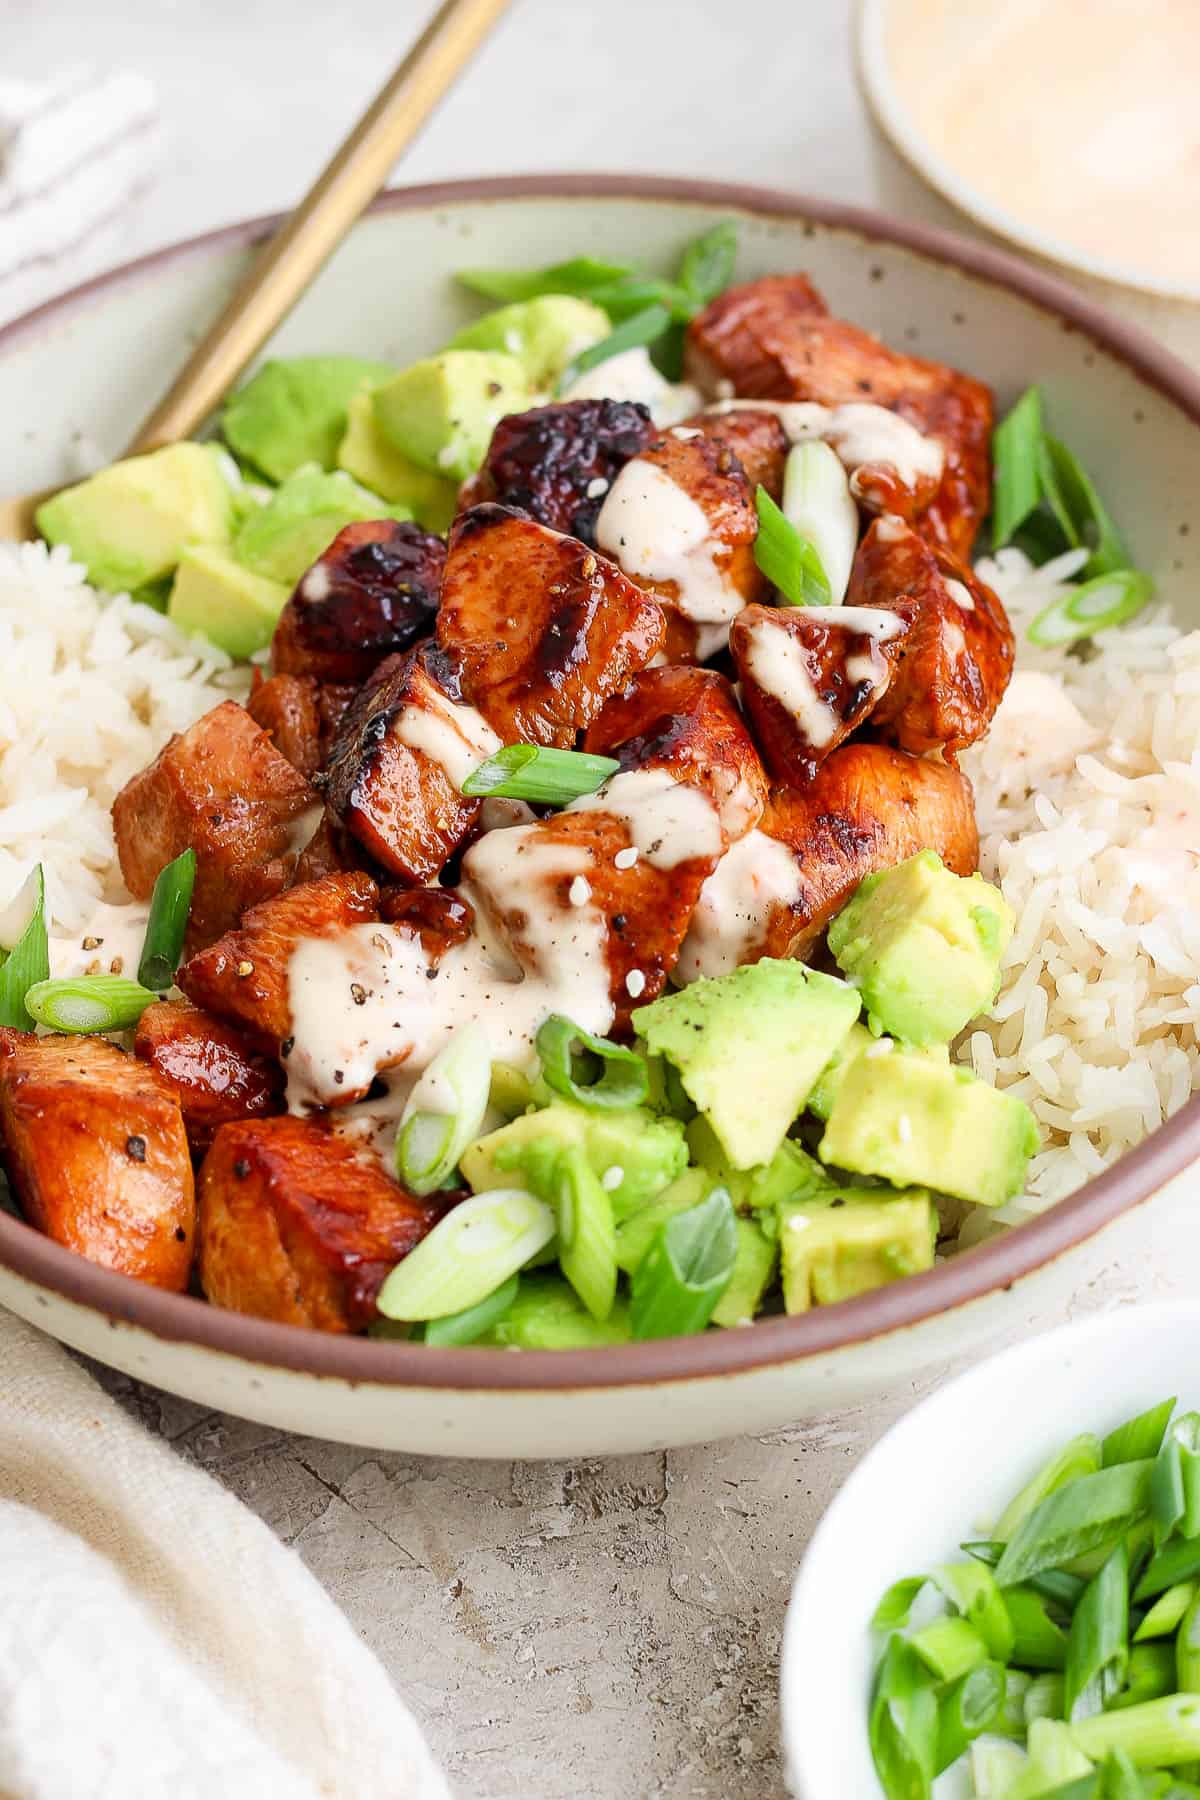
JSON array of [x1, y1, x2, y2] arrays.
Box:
[[198, 1114, 454, 1331], [0, 1030, 194, 1290], [112, 699, 317, 950], [680, 406, 789, 498], [436, 503, 666, 747], [846, 517, 1015, 758], [271, 519, 445, 685], [678, 743, 979, 979], [247, 672, 324, 778], [684, 274, 993, 556], [466, 398, 657, 544], [323, 642, 499, 884], [178, 870, 380, 1055], [134, 999, 284, 1152], [730, 601, 913, 784]]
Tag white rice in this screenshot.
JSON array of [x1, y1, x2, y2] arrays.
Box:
[[0, 541, 249, 935]]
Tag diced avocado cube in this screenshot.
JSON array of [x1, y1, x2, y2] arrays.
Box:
[[477, 1274, 632, 1348], [807, 1024, 950, 1122], [642, 1052, 697, 1122], [233, 464, 408, 586], [336, 390, 458, 532], [167, 545, 288, 659], [459, 1101, 687, 1223], [779, 1192, 936, 1313], [447, 296, 611, 389], [37, 443, 235, 594], [633, 959, 861, 1172], [222, 355, 395, 482], [614, 1169, 711, 1275], [818, 1052, 1039, 1209], [828, 850, 1014, 1047], [685, 1115, 829, 1212], [711, 1219, 778, 1328], [487, 1061, 537, 1122], [372, 350, 534, 483]]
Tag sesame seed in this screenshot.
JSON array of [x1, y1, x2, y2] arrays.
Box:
[[586, 476, 608, 499], [350, 983, 367, 1006], [371, 933, 392, 958], [625, 969, 646, 998], [109, 955, 123, 975], [236, 960, 254, 978], [81, 936, 101, 951], [614, 846, 639, 870], [85, 959, 102, 976], [581, 552, 598, 578], [568, 875, 592, 907], [601, 1165, 624, 1191]]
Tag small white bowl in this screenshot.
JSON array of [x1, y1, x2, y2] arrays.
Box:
[[780, 1300, 1200, 1797]]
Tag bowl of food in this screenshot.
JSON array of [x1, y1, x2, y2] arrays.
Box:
[[781, 1301, 1200, 1797], [0, 175, 1196, 1459]]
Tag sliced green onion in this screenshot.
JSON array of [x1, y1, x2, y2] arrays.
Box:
[[1154, 1436, 1188, 1550], [422, 1275, 519, 1347], [395, 1022, 491, 1196], [1026, 1672, 1067, 1724], [935, 1562, 1016, 1662], [457, 255, 638, 305], [992, 386, 1045, 549], [910, 1614, 989, 1684], [558, 302, 674, 394], [1105, 1401, 1178, 1468], [1137, 1584, 1198, 1644], [1028, 568, 1154, 648], [1005, 1585, 1072, 1670], [535, 1015, 649, 1111], [375, 1188, 555, 1322], [1071, 1693, 1200, 1768], [1037, 434, 1084, 551], [995, 1461, 1153, 1588], [0, 865, 48, 1030], [137, 848, 195, 991], [1170, 1416, 1200, 1540], [555, 1145, 617, 1321], [1113, 1643, 1177, 1712], [677, 220, 738, 308], [1137, 1542, 1200, 1604], [24, 974, 157, 1035], [935, 1662, 1007, 1775], [1178, 1589, 1200, 1694], [964, 1540, 1086, 1612], [1064, 1543, 1129, 1721], [871, 1576, 927, 1634], [780, 440, 857, 604], [1040, 434, 1130, 578], [997, 1435, 1103, 1541], [869, 1635, 939, 1800], [461, 744, 619, 804], [630, 1186, 737, 1342], [753, 484, 831, 607]]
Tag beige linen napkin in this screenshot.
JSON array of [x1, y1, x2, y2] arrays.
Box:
[[0, 1309, 450, 1800]]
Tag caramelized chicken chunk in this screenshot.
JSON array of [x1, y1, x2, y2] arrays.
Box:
[[437, 504, 666, 747], [198, 1114, 453, 1331], [112, 699, 317, 949], [730, 602, 913, 783], [323, 643, 497, 884], [847, 517, 1015, 758], [134, 1000, 284, 1151], [178, 870, 379, 1053], [680, 406, 788, 498], [685, 275, 993, 555], [0, 1030, 194, 1290], [271, 519, 445, 685], [469, 398, 657, 543], [247, 672, 324, 777]]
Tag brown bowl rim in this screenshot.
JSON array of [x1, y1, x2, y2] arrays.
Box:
[[1, 170, 1197, 1394]]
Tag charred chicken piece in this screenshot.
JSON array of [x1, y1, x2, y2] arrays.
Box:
[[378, 886, 476, 958], [0, 1030, 195, 1290], [679, 406, 789, 498], [271, 519, 445, 685], [178, 870, 379, 1054], [247, 672, 324, 778], [730, 601, 913, 784], [112, 699, 317, 950], [134, 1000, 285, 1152], [684, 274, 993, 556], [436, 504, 665, 747], [469, 398, 657, 543], [198, 1114, 454, 1331], [323, 643, 497, 884], [847, 517, 1015, 758]]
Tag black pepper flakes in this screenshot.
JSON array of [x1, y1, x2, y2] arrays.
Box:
[[333, 1069, 345, 1084], [174, 1227, 187, 1243], [233, 1158, 251, 1179], [280, 1036, 294, 1059], [126, 1135, 147, 1162]]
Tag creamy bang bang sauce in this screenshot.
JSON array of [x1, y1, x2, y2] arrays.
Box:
[[705, 399, 944, 489], [595, 460, 742, 626]]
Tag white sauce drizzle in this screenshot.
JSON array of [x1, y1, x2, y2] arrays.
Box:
[[944, 577, 976, 613], [874, 512, 909, 543], [301, 563, 331, 603], [561, 347, 702, 426], [48, 900, 151, 981], [595, 460, 740, 625], [676, 830, 802, 983], [285, 802, 325, 858], [569, 768, 723, 868], [393, 686, 502, 790], [741, 620, 838, 748], [705, 398, 944, 487]]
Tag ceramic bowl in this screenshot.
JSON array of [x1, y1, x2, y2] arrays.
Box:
[[780, 1300, 1200, 1797], [1, 175, 1199, 1459]]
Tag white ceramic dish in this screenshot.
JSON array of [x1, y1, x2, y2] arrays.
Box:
[[1, 175, 1199, 1458], [780, 1299, 1200, 1798]]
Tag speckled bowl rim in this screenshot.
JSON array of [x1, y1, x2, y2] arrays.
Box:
[[1, 172, 1199, 1393]]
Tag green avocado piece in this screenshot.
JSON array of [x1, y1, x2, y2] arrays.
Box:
[[372, 350, 534, 482], [222, 355, 395, 482], [336, 389, 458, 532], [167, 545, 289, 659], [447, 296, 611, 388], [37, 443, 234, 594], [459, 1100, 687, 1224], [807, 1024, 951, 1122], [478, 1273, 632, 1348], [819, 1052, 1039, 1208], [828, 850, 1014, 1047], [487, 1060, 538, 1122], [711, 1218, 779, 1328], [685, 1115, 829, 1213], [614, 1168, 711, 1274], [779, 1191, 936, 1313], [632, 958, 861, 1171], [233, 464, 408, 586]]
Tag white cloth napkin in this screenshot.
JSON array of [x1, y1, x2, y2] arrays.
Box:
[[0, 1308, 450, 1800]]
